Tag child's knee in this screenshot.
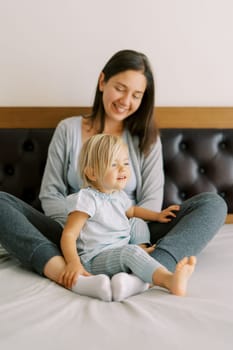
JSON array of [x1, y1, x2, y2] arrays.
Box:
[[129, 217, 150, 245], [122, 244, 145, 256]]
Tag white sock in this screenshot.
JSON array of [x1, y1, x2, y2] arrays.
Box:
[[111, 273, 149, 302], [72, 274, 112, 302]]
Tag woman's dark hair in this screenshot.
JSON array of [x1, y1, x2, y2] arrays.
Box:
[[88, 49, 159, 155]]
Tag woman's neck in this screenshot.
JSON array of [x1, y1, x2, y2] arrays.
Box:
[[82, 116, 124, 138], [103, 121, 124, 136]]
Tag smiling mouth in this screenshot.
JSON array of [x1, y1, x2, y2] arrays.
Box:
[[117, 176, 127, 181], [113, 103, 129, 114]]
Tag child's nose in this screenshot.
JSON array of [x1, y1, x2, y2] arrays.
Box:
[[118, 164, 125, 171]]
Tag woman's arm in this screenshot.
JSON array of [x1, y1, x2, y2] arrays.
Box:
[[39, 118, 80, 226], [138, 137, 165, 211], [127, 132, 164, 212]]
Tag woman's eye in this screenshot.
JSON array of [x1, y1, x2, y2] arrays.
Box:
[[115, 86, 125, 92], [133, 94, 142, 100], [111, 163, 117, 167]]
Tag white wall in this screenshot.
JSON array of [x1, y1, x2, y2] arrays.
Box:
[[0, 0, 232, 106]]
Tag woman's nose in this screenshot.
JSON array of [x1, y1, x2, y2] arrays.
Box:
[[120, 92, 131, 106]]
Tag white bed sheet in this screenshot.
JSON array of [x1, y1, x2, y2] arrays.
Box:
[[1, 224, 233, 350]]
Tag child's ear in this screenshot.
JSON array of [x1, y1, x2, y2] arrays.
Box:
[[84, 167, 97, 182], [98, 72, 105, 92]]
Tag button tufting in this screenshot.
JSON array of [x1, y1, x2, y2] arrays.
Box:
[[199, 167, 205, 174], [219, 142, 227, 150], [4, 164, 15, 176], [180, 191, 186, 200], [180, 142, 187, 150], [23, 139, 34, 152]]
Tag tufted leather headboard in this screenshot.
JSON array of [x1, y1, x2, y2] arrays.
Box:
[[0, 128, 54, 210], [0, 107, 233, 222], [161, 129, 233, 212]]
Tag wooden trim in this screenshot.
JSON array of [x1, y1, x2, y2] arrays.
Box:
[[0, 107, 91, 128], [156, 107, 233, 128], [0, 106, 233, 128], [226, 214, 233, 224]]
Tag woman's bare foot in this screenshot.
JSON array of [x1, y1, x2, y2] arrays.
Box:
[[170, 256, 196, 296], [153, 256, 196, 296]]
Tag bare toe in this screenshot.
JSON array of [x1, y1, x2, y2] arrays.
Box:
[[171, 256, 196, 296], [188, 256, 197, 266]]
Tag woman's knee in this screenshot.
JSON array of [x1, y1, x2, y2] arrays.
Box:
[[0, 192, 14, 217], [0, 191, 18, 208], [196, 192, 227, 217], [183, 192, 227, 218], [0, 191, 10, 202]]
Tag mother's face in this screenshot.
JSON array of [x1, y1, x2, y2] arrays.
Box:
[[99, 70, 147, 122]]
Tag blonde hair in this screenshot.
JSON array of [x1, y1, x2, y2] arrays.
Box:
[[79, 134, 128, 187]]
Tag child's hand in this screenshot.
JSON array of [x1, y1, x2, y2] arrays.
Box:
[[139, 243, 156, 254], [157, 205, 180, 223], [58, 260, 91, 289]]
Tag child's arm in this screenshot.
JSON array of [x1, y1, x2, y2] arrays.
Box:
[[59, 210, 90, 289], [126, 204, 180, 223]]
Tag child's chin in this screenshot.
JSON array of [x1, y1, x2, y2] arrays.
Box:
[[117, 182, 127, 189]]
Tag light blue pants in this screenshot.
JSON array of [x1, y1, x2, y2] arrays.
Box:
[[83, 244, 162, 284], [0, 191, 227, 275], [129, 217, 151, 245]]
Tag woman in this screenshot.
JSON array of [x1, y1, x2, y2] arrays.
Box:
[[0, 49, 227, 293]]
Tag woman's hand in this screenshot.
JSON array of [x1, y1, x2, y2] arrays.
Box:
[[58, 260, 91, 289], [157, 205, 180, 223]]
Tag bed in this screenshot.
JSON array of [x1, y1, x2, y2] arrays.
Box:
[[0, 107, 233, 350]]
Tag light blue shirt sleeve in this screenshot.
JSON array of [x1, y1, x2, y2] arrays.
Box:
[[126, 131, 164, 212], [139, 137, 164, 211], [39, 117, 81, 226]]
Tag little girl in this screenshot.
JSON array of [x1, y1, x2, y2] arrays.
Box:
[[59, 134, 196, 301]]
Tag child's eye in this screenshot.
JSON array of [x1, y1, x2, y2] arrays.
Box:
[[124, 162, 130, 166], [111, 163, 117, 167]]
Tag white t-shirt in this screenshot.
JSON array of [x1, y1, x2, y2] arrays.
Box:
[[66, 187, 132, 263]]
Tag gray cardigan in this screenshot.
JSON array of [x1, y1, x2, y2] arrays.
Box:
[[39, 116, 164, 227]]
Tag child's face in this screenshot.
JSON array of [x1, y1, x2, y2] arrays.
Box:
[[97, 145, 131, 193]]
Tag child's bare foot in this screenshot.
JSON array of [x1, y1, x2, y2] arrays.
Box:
[[153, 256, 196, 296], [170, 256, 196, 296]]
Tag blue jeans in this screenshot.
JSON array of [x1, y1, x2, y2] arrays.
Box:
[[0, 192, 63, 274], [149, 192, 227, 271], [0, 191, 227, 275]]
